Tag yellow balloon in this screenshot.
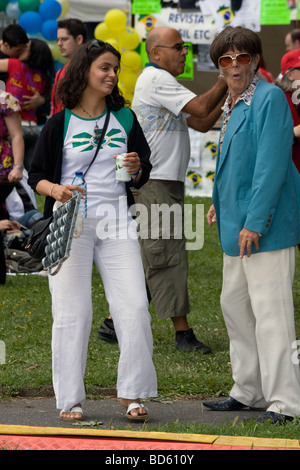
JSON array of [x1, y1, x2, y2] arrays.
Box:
[[124, 92, 133, 106], [106, 38, 121, 52], [118, 27, 140, 51], [47, 42, 62, 61], [94, 22, 119, 41], [57, 0, 70, 19], [121, 51, 142, 72], [118, 82, 133, 106], [118, 70, 138, 94], [105, 9, 127, 33], [118, 81, 126, 96]]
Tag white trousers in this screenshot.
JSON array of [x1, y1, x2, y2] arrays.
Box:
[[221, 248, 300, 417], [49, 218, 157, 411]]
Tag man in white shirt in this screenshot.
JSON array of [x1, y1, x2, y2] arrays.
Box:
[[129, 26, 227, 353]]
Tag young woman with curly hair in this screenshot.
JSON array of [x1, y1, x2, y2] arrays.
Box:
[[28, 40, 157, 422]]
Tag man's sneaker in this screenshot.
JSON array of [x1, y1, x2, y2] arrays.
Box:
[[175, 328, 211, 354], [98, 318, 118, 344]]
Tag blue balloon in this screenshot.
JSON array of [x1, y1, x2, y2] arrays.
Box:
[[19, 11, 42, 35], [39, 0, 62, 21], [41, 20, 58, 41]]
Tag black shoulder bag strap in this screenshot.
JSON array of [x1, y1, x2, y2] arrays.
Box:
[[83, 108, 111, 177]]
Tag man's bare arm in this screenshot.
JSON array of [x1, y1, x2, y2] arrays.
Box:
[[187, 95, 225, 133], [182, 77, 227, 118]]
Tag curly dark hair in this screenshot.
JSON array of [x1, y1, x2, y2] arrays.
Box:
[[57, 40, 127, 111], [210, 26, 262, 71]]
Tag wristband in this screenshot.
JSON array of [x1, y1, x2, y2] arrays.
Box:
[[132, 167, 142, 176], [132, 167, 142, 182], [14, 165, 24, 170], [49, 183, 58, 197]]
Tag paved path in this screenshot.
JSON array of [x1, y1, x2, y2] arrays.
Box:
[[0, 396, 263, 430]]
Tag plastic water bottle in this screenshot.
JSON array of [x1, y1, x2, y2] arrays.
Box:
[[72, 171, 87, 218]]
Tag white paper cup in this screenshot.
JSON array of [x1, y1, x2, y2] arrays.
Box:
[[116, 153, 131, 182]]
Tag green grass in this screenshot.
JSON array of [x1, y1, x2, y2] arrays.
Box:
[[1, 196, 300, 439], [149, 418, 300, 440]]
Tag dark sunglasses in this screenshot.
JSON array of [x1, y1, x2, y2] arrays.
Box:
[[86, 39, 109, 54], [218, 52, 252, 68], [155, 44, 189, 52]]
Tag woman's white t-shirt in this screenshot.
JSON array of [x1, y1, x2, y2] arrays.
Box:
[[61, 109, 130, 220]]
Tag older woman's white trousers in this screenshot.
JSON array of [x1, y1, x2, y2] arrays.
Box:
[[221, 248, 300, 417], [49, 218, 157, 411]]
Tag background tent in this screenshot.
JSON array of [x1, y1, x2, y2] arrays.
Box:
[[66, 0, 130, 22]]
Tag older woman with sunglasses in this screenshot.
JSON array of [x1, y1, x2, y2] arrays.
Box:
[[204, 27, 300, 424], [28, 39, 157, 422]]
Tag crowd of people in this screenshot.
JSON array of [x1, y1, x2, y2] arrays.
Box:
[[1, 18, 300, 424]]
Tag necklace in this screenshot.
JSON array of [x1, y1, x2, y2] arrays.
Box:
[[79, 103, 102, 142]]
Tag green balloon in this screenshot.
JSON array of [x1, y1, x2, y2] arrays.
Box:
[[18, 0, 41, 13], [0, 0, 8, 12]]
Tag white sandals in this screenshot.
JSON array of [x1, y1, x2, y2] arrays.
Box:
[[126, 402, 149, 421], [59, 402, 148, 422], [60, 406, 83, 421]]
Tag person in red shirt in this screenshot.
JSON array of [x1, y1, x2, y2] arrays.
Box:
[[258, 57, 274, 83], [0, 38, 54, 169], [51, 19, 87, 115], [275, 49, 300, 173]]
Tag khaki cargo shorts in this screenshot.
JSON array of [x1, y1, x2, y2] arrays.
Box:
[[135, 180, 190, 320]]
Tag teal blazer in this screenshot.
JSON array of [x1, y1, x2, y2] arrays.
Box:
[[212, 80, 300, 256]]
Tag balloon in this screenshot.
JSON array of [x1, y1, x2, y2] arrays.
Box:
[[105, 38, 121, 52], [121, 51, 142, 72], [118, 70, 138, 94], [39, 0, 62, 20], [18, 0, 40, 12], [118, 82, 133, 105], [94, 22, 119, 41], [104, 9, 127, 32], [57, 0, 69, 19], [47, 41, 61, 61], [118, 81, 126, 95], [19, 11, 42, 35], [125, 93, 133, 105], [0, 0, 8, 12], [41, 19, 58, 41], [5, 1, 21, 19], [118, 27, 140, 51]]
